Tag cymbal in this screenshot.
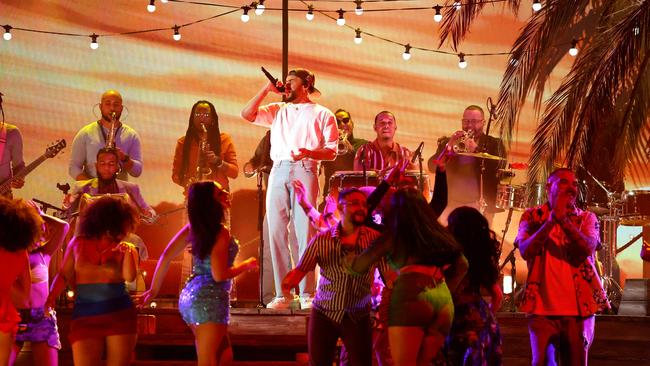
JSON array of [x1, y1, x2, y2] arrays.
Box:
[[457, 152, 506, 160]]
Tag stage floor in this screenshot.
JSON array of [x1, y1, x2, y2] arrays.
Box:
[[20, 306, 650, 365]]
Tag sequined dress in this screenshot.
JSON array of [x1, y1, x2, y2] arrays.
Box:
[[178, 238, 239, 325]]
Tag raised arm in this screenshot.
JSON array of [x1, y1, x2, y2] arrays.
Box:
[[140, 224, 190, 306], [240, 82, 278, 122], [40, 214, 70, 256], [210, 228, 258, 282]]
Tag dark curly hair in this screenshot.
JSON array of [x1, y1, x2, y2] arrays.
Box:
[[77, 196, 139, 240], [447, 206, 501, 291], [179, 100, 222, 183], [383, 188, 461, 268], [0, 197, 44, 252], [187, 181, 225, 260]]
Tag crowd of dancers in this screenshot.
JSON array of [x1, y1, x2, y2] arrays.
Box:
[[0, 67, 609, 366]]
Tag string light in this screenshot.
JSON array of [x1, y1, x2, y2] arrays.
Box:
[[66, 290, 75, 298], [255, 0, 265, 16], [433, 5, 442, 22], [402, 44, 412, 60], [90, 34, 99, 50], [172, 25, 181, 41], [355, 0, 363, 16], [354, 28, 362, 44], [306, 5, 315, 21], [458, 52, 467, 68], [2, 25, 12, 41], [532, 0, 542, 12], [569, 39, 578, 56], [147, 0, 156, 13], [336, 9, 346, 26], [453, 1, 461, 11], [241, 6, 251, 22]]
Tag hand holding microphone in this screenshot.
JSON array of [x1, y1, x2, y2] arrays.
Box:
[[261, 67, 285, 93]]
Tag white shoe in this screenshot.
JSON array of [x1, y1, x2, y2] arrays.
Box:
[[266, 296, 297, 310], [299, 294, 313, 310]]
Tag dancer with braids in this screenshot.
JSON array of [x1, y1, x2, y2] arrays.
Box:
[[47, 196, 140, 366], [142, 181, 258, 366], [347, 188, 467, 366], [446, 206, 503, 365], [0, 198, 41, 365]]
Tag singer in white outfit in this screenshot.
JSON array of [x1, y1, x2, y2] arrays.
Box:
[[240, 68, 338, 309]]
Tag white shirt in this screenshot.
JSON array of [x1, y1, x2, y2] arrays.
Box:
[[253, 102, 338, 162]]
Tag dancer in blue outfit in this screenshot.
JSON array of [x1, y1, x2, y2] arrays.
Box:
[[142, 181, 258, 366]]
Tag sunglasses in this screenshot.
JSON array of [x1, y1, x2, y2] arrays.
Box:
[[337, 117, 351, 123]]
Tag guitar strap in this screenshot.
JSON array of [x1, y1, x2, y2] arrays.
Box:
[[0, 124, 7, 166]]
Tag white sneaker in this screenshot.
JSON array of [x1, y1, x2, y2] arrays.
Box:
[[266, 296, 297, 310], [299, 294, 314, 310]]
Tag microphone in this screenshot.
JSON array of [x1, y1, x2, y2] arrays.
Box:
[[411, 141, 424, 163], [261, 67, 285, 92]]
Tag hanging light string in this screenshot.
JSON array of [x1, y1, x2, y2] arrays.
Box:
[[2, 0, 584, 62]]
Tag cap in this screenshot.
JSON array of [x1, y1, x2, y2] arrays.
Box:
[[288, 68, 321, 96]]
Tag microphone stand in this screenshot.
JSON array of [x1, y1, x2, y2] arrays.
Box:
[[499, 242, 518, 312], [256, 170, 266, 309], [360, 146, 368, 186]]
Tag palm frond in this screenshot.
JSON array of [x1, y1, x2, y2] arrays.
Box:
[[437, 0, 521, 51]]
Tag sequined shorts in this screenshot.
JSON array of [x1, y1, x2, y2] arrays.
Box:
[[179, 275, 231, 325], [15, 307, 61, 349]]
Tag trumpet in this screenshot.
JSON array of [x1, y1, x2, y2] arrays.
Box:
[[106, 112, 117, 148], [337, 129, 353, 155], [452, 130, 475, 153]]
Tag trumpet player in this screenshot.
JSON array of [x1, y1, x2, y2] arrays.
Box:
[[69, 90, 142, 181], [429, 105, 505, 225], [172, 100, 238, 194], [321, 109, 367, 201]]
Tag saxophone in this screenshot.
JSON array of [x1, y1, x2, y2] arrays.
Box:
[[106, 112, 117, 148], [195, 123, 213, 181]]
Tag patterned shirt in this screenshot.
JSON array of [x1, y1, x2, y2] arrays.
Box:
[[514, 203, 610, 316], [353, 139, 415, 172], [296, 224, 389, 323]]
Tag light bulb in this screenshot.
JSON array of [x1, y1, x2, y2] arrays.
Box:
[[172, 25, 181, 41], [241, 6, 251, 22], [355, 0, 363, 16], [147, 0, 156, 13], [66, 290, 75, 298], [569, 39, 578, 56], [255, 0, 265, 15], [2, 25, 11, 41], [150, 301, 158, 309], [354, 29, 362, 44], [532, 0, 542, 12], [433, 5, 442, 22], [453, 1, 461, 11], [402, 44, 412, 61], [90, 34, 99, 50], [306, 5, 314, 21], [458, 52, 467, 68], [336, 9, 345, 26]]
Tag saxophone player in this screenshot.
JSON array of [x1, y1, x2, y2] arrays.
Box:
[[172, 100, 238, 195], [69, 90, 143, 181]]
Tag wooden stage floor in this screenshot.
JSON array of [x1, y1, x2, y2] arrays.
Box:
[[17, 305, 650, 366]]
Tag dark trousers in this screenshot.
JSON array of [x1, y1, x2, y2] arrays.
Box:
[[528, 315, 595, 366], [308, 308, 372, 366]]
